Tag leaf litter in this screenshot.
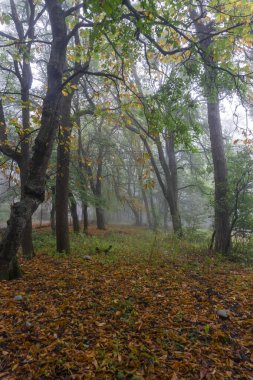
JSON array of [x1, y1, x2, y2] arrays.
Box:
[[0, 228, 253, 380]]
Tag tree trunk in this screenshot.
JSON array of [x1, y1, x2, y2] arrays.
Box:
[[50, 186, 56, 234], [149, 190, 158, 229], [145, 136, 183, 235], [141, 187, 152, 228], [165, 135, 183, 236], [131, 69, 182, 235], [94, 122, 106, 230], [0, 0, 68, 280], [50, 201, 56, 234], [96, 207, 105, 229], [133, 207, 142, 226], [208, 101, 230, 253], [170, 206, 182, 236], [20, 163, 35, 259], [55, 39, 85, 252], [69, 192, 80, 233], [22, 219, 34, 259], [82, 202, 88, 233], [190, 8, 231, 253], [75, 97, 89, 235], [0, 199, 35, 280], [20, 89, 35, 259], [163, 201, 169, 230], [55, 96, 71, 254]]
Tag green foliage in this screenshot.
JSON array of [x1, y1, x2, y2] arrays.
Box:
[[227, 146, 253, 232], [144, 68, 201, 149]]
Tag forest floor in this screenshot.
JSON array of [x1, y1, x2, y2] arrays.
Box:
[[0, 226, 253, 380]]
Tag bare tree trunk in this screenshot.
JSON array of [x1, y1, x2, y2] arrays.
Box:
[[165, 135, 182, 236], [92, 121, 106, 230], [144, 135, 183, 235], [131, 68, 182, 235], [55, 32, 86, 252], [149, 190, 159, 229], [69, 192, 80, 233], [22, 219, 34, 259], [82, 202, 88, 233], [208, 100, 230, 252], [125, 120, 182, 235], [50, 187, 56, 234], [141, 186, 152, 228], [55, 96, 71, 254], [96, 207, 105, 229], [0, 0, 68, 280], [20, 89, 35, 259], [163, 201, 169, 230], [75, 98, 90, 235], [190, 8, 231, 253]]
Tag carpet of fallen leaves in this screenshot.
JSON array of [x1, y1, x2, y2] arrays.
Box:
[[0, 227, 253, 380]]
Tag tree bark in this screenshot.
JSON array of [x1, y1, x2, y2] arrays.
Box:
[[96, 207, 106, 230], [82, 202, 88, 233], [20, 89, 34, 259], [6, 1, 36, 259], [75, 96, 90, 235], [55, 32, 87, 252], [69, 192, 80, 233], [55, 95, 72, 254], [142, 134, 183, 235], [0, 0, 68, 280], [149, 190, 159, 229], [141, 186, 152, 228], [50, 187, 56, 234], [208, 100, 230, 252], [190, 8, 231, 253]]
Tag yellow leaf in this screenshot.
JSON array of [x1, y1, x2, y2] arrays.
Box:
[[95, 321, 106, 327], [62, 90, 68, 97]]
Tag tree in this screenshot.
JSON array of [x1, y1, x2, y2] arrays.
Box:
[[55, 60, 87, 253], [190, 7, 231, 253], [0, 0, 39, 259], [0, 0, 70, 279]]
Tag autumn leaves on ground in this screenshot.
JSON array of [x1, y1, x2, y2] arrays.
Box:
[[1, 226, 253, 380]]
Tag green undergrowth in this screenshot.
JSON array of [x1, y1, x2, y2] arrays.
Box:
[[32, 227, 253, 273]]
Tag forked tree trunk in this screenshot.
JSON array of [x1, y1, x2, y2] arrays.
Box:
[[0, 0, 68, 280], [131, 69, 182, 235], [143, 135, 183, 236]]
